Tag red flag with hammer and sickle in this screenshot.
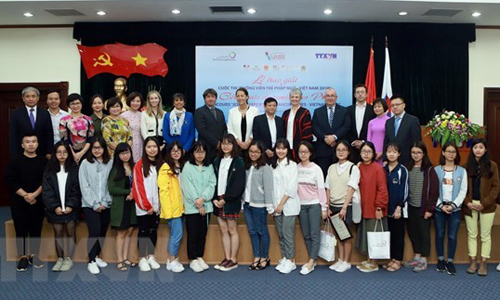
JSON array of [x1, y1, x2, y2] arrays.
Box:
[[77, 43, 168, 78]]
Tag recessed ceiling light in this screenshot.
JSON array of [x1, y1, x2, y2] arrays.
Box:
[[247, 8, 256, 14], [472, 12, 481, 17], [324, 9, 333, 15], [399, 11, 408, 16], [23, 12, 34, 17], [96, 11, 106, 16], [172, 9, 180, 14]]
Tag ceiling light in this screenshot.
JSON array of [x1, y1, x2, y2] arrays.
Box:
[[399, 11, 408, 16], [23, 12, 34, 17], [172, 9, 180, 14], [247, 8, 256, 14], [472, 12, 481, 17], [324, 9, 333, 15], [96, 11, 106, 16]]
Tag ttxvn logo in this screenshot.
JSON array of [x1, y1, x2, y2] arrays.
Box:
[[315, 53, 337, 59]]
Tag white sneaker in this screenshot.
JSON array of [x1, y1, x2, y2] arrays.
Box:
[[335, 261, 351, 273], [497, 263, 500, 272], [279, 259, 297, 274], [139, 257, 151, 272], [147, 256, 161, 270], [167, 258, 185, 273], [52, 258, 64, 272], [87, 262, 100, 274], [59, 257, 73, 271], [95, 257, 107, 268], [276, 257, 286, 271], [190, 260, 204, 273], [299, 264, 315, 275], [197, 257, 209, 270], [329, 259, 344, 271]]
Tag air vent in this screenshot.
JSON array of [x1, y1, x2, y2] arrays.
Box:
[[209, 6, 244, 14], [422, 8, 462, 17], [45, 9, 85, 17]]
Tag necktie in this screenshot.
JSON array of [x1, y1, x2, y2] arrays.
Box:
[[29, 108, 35, 129], [211, 107, 217, 121], [395, 117, 401, 136], [328, 107, 334, 127]]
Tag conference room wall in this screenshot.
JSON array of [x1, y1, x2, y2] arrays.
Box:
[[0, 27, 498, 126]]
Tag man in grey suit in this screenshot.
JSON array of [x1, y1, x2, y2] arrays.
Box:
[[194, 88, 227, 160], [383, 95, 422, 165]]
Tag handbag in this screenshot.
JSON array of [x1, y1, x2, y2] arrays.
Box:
[[318, 221, 337, 262], [367, 219, 390, 259]]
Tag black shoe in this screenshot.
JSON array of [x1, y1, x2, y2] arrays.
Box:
[[17, 257, 29, 272], [445, 262, 456, 275], [256, 258, 270, 270], [437, 260, 445, 272], [29, 255, 44, 268], [248, 260, 260, 270]]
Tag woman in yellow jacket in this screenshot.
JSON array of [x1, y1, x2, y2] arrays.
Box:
[[158, 140, 185, 273]]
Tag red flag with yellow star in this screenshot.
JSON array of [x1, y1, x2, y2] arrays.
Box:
[[77, 43, 168, 78]]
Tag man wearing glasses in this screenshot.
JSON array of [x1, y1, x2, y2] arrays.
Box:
[[383, 95, 421, 165]]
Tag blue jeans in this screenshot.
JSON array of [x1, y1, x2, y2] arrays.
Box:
[[167, 217, 183, 256], [244, 203, 270, 258], [434, 210, 461, 260]]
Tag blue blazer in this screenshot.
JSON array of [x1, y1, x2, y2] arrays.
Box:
[[163, 111, 195, 152], [312, 104, 350, 158]]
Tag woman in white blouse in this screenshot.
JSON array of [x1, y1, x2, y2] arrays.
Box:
[[141, 90, 165, 150], [227, 88, 259, 152]]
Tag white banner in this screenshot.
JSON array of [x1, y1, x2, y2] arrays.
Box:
[[195, 46, 353, 120]]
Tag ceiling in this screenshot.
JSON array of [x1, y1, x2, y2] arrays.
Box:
[[1, 0, 499, 26]]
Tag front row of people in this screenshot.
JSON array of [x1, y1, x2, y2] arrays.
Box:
[[5, 132, 499, 276]]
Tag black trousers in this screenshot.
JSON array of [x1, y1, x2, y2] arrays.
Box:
[[137, 214, 160, 257], [83, 208, 110, 263], [388, 216, 406, 261], [11, 198, 45, 256], [185, 213, 210, 260], [407, 205, 431, 257]]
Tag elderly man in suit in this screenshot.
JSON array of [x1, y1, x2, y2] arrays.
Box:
[[312, 88, 351, 176], [252, 97, 285, 161], [347, 84, 376, 163], [383, 95, 422, 165], [9, 86, 54, 159], [194, 88, 227, 160]]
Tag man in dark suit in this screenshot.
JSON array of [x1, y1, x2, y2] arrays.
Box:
[[252, 97, 285, 161], [312, 88, 351, 176], [9, 86, 54, 159], [194, 88, 227, 160], [384, 95, 422, 165], [347, 84, 376, 163]]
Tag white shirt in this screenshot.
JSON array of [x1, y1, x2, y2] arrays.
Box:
[[287, 109, 296, 149], [56, 166, 68, 211], [26, 106, 37, 123], [267, 114, 277, 148], [442, 171, 454, 203], [49, 109, 69, 144], [273, 159, 300, 216], [355, 103, 366, 137], [217, 157, 233, 196], [135, 166, 160, 216], [243, 166, 254, 203]]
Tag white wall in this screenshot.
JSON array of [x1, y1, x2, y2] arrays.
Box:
[[0, 27, 498, 125], [0, 27, 80, 93], [469, 29, 500, 125]]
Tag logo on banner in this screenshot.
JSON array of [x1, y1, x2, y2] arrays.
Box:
[[212, 51, 237, 61], [265, 52, 285, 61], [315, 53, 338, 59]]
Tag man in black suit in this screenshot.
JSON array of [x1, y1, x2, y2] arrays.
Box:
[[252, 97, 285, 161], [312, 88, 351, 176], [384, 95, 422, 165], [9, 86, 54, 159], [347, 84, 376, 163], [194, 88, 227, 160]]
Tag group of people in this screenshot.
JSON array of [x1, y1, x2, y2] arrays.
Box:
[[5, 84, 499, 277]]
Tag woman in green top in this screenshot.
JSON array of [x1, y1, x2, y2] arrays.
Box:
[[108, 142, 137, 271], [90, 94, 107, 138]]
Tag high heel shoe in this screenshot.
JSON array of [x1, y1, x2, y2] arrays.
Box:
[[248, 260, 260, 270], [256, 258, 270, 270]]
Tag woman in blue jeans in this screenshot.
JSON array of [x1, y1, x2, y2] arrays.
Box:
[[243, 140, 274, 270], [434, 143, 468, 275]]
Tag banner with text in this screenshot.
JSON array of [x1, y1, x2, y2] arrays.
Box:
[[195, 45, 353, 120]]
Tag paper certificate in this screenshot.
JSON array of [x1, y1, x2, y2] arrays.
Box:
[[330, 213, 352, 241]]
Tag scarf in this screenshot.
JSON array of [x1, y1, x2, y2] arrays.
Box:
[[169, 108, 186, 136]]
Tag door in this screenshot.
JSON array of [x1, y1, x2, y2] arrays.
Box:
[[0, 82, 68, 206], [484, 88, 500, 165]]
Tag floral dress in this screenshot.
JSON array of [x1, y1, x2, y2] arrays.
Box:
[[102, 116, 133, 156], [121, 110, 143, 162], [59, 114, 95, 152]]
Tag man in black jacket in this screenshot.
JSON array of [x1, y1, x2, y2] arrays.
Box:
[[347, 84, 376, 163], [252, 97, 285, 161]]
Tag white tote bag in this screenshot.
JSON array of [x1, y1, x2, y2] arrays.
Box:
[[318, 221, 337, 262], [367, 220, 390, 259]]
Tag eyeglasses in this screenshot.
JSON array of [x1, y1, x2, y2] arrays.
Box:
[[298, 150, 310, 155], [411, 151, 424, 155], [119, 151, 131, 155], [361, 150, 373, 155], [221, 142, 232, 147], [194, 150, 206, 154], [391, 102, 404, 108], [56, 151, 68, 155], [445, 150, 457, 154], [171, 149, 182, 154], [69, 102, 82, 106], [336, 149, 348, 153], [92, 146, 103, 150], [249, 150, 261, 155]]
